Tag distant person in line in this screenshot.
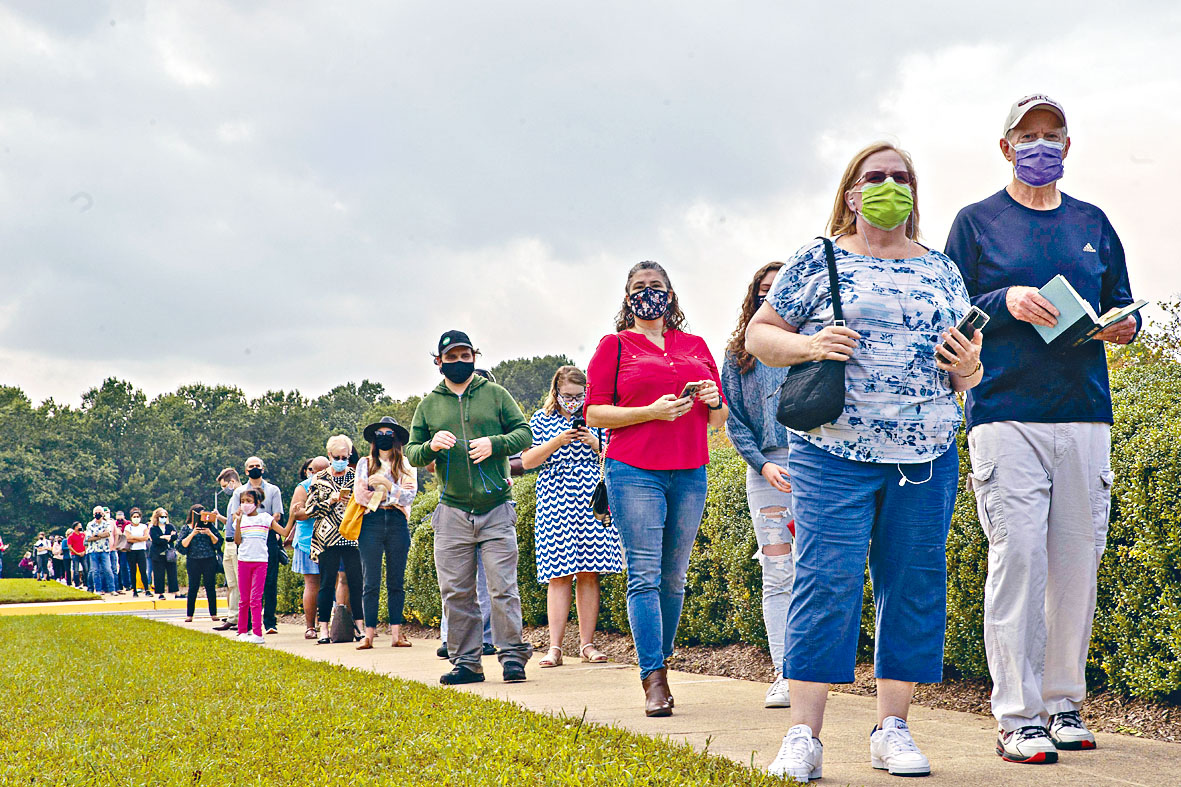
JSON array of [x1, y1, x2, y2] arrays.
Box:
[[50, 536, 67, 584], [213, 467, 243, 632], [233, 488, 283, 643], [306, 435, 364, 644], [722, 260, 797, 710], [67, 524, 87, 588], [0, 531, 7, 577], [113, 510, 132, 592], [406, 330, 534, 685], [103, 507, 124, 593], [225, 457, 285, 635], [747, 142, 981, 781], [521, 365, 622, 668], [124, 508, 151, 596], [586, 261, 729, 718], [149, 508, 181, 599], [179, 504, 223, 622], [945, 95, 1139, 764], [353, 417, 419, 650], [33, 531, 51, 581], [18, 552, 35, 577], [284, 456, 330, 639], [85, 506, 116, 595]]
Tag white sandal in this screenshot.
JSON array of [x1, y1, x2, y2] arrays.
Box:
[[539, 646, 563, 667], [580, 643, 608, 663]]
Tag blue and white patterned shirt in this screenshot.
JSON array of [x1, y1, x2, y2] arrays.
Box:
[[769, 238, 971, 463]]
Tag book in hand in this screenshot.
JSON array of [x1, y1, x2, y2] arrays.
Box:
[[1033, 274, 1147, 349]]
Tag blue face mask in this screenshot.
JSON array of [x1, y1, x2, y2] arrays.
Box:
[[331, 459, 349, 473]]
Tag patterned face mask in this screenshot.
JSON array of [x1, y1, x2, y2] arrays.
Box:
[[557, 393, 585, 412], [629, 286, 670, 321]]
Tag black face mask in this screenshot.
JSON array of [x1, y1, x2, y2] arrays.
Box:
[[440, 360, 475, 384], [374, 434, 399, 451], [247, 467, 264, 480]]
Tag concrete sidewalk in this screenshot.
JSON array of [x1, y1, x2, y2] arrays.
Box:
[[167, 617, 1179, 786]]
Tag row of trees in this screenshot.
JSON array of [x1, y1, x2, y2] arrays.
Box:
[[0, 355, 572, 565]]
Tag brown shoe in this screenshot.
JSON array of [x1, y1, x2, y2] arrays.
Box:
[[642, 668, 673, 717], [392, 635, 412, 648], [212, 621, 235, 631], [356, 637, 374, 650]]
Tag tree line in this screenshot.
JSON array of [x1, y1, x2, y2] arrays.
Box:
[[0, 354, 572, 567]]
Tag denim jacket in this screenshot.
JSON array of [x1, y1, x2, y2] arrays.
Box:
[[720, 353, 791, 472]]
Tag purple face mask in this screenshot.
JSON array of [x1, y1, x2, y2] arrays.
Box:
[[1012, 139, 1064, 187]]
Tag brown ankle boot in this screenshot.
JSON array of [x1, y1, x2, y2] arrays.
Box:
[[642, 668, 673, 717]]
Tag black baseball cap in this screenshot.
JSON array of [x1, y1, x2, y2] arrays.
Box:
[[437, 330, 473, 356]]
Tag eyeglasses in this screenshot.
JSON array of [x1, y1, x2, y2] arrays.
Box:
[[856, 170, 912, 186], [331, 455, 350, 461], [376, 430, 394, 436]]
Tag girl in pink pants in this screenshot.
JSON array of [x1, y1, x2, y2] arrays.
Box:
[[233, 489, 281, 641]]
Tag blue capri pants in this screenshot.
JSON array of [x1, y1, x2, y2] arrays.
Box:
[[784, 435, 958, 684]]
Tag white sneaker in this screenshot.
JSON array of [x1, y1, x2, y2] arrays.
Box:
[[765, 674, 791, 708], [247, 633, 266, 644], [996, 726, 1058, 764], [870, 716, 930, 776], [235, 633, 249, 642], [767, 724, 822, 781], [1049, 711, 1096, 750]]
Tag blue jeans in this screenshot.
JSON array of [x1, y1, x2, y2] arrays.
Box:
[[71, 555, 87, 588], [784, 435, 958, 684], [605, 459, 708, 680], [117, 552, 131, 589], [357, 508, 411, 628], [88, 552, 115, 593]]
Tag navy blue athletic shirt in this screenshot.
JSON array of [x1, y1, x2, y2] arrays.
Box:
[[944, 188, 1139, 431]]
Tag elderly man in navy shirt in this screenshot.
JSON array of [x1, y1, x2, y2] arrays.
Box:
[[945, 95, 1139, 766]]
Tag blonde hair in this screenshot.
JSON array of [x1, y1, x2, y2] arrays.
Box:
[[150, 507, 168, 527], [828, 142, 921, 240], [326, 434, 354, 454], [543, 366, 588, 415]]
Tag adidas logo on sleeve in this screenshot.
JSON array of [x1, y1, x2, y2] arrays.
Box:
[[1082, 243, 1097, 252]]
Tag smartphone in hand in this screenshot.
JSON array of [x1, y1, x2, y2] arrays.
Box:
[[678, 382, 701, 400], [937, 307, 989, 364]]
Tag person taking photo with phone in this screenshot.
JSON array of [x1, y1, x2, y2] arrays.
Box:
[[522, 365, 623, 668], [179, 504, 223, 622], [746, 142, 981, 781], [585, 261, 729, 718]]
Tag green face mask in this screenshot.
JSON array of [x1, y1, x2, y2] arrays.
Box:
[[857, 178, 913, 231]]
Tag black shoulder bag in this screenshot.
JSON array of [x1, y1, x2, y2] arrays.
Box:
[[590, 336, 622, 523], [775, 237, 848, 431]]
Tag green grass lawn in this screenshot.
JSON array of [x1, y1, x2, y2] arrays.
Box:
[[0, 578, 99, 604], [0, 616, 793, 786]]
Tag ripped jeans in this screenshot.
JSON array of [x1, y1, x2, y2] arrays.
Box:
[[746, 447, 795, 675]]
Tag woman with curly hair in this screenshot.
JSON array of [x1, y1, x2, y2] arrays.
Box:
[[585, 260, 729, 717], [720, 261, 796, 710]]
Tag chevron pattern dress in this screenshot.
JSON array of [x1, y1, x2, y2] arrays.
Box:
[[530, 410, 624, 583]]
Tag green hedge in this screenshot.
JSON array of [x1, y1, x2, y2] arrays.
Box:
[[282, 362, 1181, 702]]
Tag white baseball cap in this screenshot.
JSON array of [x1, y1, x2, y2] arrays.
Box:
[[1003, 94, 1067, 135]]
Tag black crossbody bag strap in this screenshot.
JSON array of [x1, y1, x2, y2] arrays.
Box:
[[820, 236, 843, 324]]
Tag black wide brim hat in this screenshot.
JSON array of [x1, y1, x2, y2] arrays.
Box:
[[363, 416, 410, 445]]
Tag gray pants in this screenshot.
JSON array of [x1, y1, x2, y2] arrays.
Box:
[[433, 502, 533, 671], [968, 421, 1113, 731]]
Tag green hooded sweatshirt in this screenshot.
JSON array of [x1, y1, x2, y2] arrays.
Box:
[[406, 375, 532, 514]]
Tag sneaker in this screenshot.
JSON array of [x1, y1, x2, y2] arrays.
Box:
[[996, 726, 1059, 764], [246, 633, 266, 644], [502, 663, 527, 683], [871, 716, 930, 776], [235, 633, 249, 641], [482, 642, 498, 656], [436, 644, 449, 659], [765, 673, 791, 708], [265, 627, 278, 635], [1049, 710, 1096, 750], [439, 665, 485, 685], [767, 724, 823, 781]]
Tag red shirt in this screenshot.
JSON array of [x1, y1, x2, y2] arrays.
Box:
[[67, 531, 86, 556], [586, 329, 725, 471]]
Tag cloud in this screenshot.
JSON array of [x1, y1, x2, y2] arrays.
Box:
[[1, 0, 1177, 405]]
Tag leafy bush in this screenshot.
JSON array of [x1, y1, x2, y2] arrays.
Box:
[[0, 615, 786, 786]]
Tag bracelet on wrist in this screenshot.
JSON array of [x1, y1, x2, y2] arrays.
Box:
[[954, 360, 982, 378], [707, 400, 723, 411]]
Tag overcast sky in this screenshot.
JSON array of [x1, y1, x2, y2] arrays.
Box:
[[3, 1, 1179, 406]]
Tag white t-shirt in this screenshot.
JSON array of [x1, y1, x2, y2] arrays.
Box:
[[126, 523, 149, 551], [237, 512, 273, 563]]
